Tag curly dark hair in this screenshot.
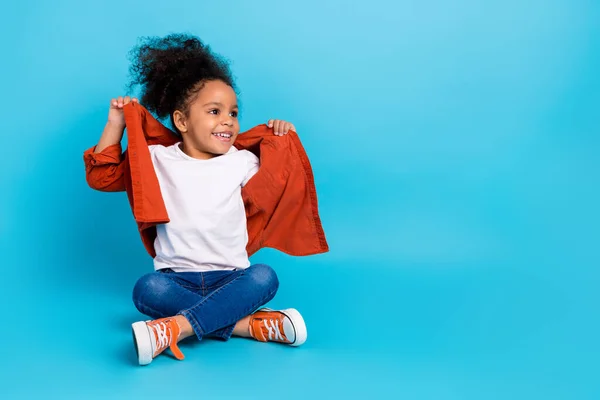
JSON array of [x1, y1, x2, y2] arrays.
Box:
[[127, 33, 236, 134]]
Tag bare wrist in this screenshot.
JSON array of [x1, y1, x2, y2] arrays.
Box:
[[106, 120, 125, 131]]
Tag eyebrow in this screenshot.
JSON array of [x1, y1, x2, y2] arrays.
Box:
[[203, 102, 238, 108]]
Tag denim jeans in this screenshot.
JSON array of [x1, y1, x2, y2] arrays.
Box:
[[132, 263, 279, 341]]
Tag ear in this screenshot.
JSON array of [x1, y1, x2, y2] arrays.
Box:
[[173, 110, 188, 133]]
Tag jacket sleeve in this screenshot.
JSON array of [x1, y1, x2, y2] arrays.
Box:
[[242, 130, 329, 256], [83, 143, 127, 192]]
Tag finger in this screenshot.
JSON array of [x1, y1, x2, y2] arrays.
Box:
[[132, 97, 139, 103], [273, 120, 280, 135], [282, 122, 291, 134], [111, 98, 118, 108], [279, 122, 288, 135], [124, 96, 131, 105], [289, 124, 296, 133], [117, 96, 124, 108], [267, 119, 274, 128]]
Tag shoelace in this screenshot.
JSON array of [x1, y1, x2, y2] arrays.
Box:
[[150, 321, 172, 355], [145, 318, 184, 360], [263, 318, 284, 341]]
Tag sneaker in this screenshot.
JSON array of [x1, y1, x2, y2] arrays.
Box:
[[249, 308, 307, 346], [131, 317, 185, 365]]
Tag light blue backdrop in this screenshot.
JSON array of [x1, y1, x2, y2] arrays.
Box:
[[1, 1, 598, 398]]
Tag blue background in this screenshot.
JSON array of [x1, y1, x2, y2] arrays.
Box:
[[1, 0, 598, 398]]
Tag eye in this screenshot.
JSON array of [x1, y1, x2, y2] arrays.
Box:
[[230, 111, 238, 118], [209, 109, 219, 115]]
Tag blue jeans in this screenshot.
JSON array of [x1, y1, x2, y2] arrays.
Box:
[[132, 263, 279, 341]]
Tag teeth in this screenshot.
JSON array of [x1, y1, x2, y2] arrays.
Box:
[[214, 133, 231, 138]]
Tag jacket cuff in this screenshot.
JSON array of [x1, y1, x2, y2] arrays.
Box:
[[83, 143, 123, 166]]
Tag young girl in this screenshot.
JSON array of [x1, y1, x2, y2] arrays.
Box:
[[84, 34, 328, 366]]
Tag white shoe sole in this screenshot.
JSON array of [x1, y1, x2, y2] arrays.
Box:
[[260, 308, 308, 346], [132, 321, 153, 366]]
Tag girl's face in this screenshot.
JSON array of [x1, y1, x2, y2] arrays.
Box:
[[174, 80, 240, 159]]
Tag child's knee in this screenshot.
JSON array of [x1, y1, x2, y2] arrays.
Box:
[[247, 264, 279, 297], [132, 273, 172, 311]]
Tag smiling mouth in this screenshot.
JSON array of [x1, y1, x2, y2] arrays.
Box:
[[212, 132, 233, 142]]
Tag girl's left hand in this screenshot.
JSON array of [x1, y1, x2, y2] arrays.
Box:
[[267, 119, 296, 136]]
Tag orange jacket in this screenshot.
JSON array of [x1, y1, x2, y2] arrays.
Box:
[[83, 102, 329, 258]]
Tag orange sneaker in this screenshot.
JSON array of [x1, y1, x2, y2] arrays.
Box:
[[249, 308, 307, 346], [131, 317, 185, 365]]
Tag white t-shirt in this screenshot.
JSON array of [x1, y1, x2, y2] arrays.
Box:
[[149, 142, 260, 272]]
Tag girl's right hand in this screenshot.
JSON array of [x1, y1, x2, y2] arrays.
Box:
[[107, 96, 138, 129]]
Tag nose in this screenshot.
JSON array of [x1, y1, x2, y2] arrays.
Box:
[[221, 114, 234, 126]]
